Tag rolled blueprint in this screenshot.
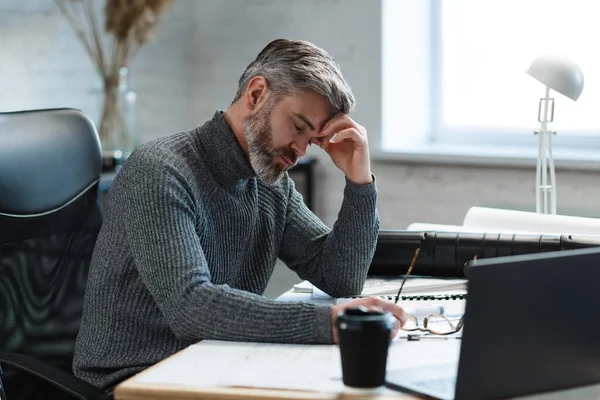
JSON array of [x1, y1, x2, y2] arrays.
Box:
[[462, 207, 600, 235]]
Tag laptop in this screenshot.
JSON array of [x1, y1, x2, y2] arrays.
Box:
[[385, 247, 600, 400]]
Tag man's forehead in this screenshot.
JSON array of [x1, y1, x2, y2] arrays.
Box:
[[293, 112, 332, 134], [289, 99, 331, 130], [279, 92, 331, 131]]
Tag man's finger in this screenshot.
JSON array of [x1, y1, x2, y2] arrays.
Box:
[[365, 298, 402, 337], [319, 115, 347, 136], [338, 298, 405, 339], [328, 128, 366, 146], [365, 305, 384, 314], [314, 132, 337, 150], [374, 299, 407, 325], [320, 115, 362, 137]]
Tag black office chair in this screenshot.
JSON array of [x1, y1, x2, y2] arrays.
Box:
[[0, 109, 109, 400]]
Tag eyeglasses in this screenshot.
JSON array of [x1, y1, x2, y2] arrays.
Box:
[[395, 247, 465, 336], [401, 313, 464, 336]]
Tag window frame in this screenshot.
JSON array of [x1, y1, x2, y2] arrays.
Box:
[[379, 0, 600, 161]]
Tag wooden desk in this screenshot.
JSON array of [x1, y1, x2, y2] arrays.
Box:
[[116, 358, 413, 400], [113, 337, 600, 400], [116, 386, 409, 400], [114, 287, 425, 400], [114, 285, 600, 400], [114, 340, 439, 400]]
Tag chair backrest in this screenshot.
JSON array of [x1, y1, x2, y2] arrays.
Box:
[[0, 109, 103, 399]]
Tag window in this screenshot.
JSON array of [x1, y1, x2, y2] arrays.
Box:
[[382, 0, 600, 155]]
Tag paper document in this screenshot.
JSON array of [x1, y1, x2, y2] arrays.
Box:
[[292, 280, 314, 293], [360, 277, 467, 296], [307, 277, 466, 300], [135, 339, 461, 394], [309, 277, 467, 320], [137, 340, 344, 393]]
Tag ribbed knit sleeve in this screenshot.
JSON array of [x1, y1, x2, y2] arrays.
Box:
[[279, 176, 380, 298], [120, 151, 333, 344]]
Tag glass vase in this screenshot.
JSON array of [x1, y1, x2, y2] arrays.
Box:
[[98, 67, 138, 171]]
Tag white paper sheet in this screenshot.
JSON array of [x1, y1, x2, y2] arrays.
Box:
[[135, 341, 345, 393], [463, 206, 600, 235], [134, 339, 462, 394], [359, 277, 467, 296], [292, 280, 314, 293], [310, 277, 467, 299], [309, 278, 467, 320]]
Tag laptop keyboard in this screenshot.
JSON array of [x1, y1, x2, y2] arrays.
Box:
[[414, 377, 457, 395]]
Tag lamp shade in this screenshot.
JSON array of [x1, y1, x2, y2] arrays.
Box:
[[526, 54, 584, 101]]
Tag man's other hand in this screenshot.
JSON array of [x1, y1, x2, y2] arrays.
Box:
[[317, 115, 373, 185], [330, 297, 406, 344]]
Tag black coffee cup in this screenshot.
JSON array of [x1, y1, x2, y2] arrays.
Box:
[[336, 306, 394, 388]]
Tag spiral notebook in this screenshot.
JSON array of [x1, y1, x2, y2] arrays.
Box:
[[295, 277, 468, 302], [296, 277, 468, 318]]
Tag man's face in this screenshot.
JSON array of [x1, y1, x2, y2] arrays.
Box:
[[242, 90, 331, 184]]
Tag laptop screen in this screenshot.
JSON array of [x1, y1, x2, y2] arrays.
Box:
[[455, 247, 600, 399]]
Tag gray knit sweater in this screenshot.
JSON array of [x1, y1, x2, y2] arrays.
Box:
[[72, 111, 379, 389]]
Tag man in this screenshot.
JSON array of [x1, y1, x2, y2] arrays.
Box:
[[73, 39, 406, 390]]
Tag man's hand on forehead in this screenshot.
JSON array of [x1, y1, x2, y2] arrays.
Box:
[[313, 114, 372, 185], [310, 114, 348, 150]]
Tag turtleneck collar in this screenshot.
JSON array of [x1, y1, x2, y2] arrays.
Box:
[[193, 110, 256, 189]]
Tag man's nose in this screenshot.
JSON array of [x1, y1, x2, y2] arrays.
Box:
[[291, 140, 308, 158]]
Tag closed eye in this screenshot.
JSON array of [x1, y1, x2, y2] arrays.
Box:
[[310, 137, 325, 146]]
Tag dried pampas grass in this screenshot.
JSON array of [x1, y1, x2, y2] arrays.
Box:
[[56, 0, 172, 84], [55, 0, 173, 146]]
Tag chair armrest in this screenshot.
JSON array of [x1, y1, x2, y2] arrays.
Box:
[[0, 352, 109, 400]]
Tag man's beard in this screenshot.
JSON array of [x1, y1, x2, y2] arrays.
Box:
[[242, 102, 298, 185]]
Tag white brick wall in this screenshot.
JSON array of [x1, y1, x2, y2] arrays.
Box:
[[0, 0, 197, 140], [3, 0, 600, 248]]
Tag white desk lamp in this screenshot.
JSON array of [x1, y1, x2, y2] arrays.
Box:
[[526, 55, 584, 215]]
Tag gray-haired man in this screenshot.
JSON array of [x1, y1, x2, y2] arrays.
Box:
[[73, 39, 406, 391]]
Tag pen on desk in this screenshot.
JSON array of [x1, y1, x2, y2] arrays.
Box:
[[405, 333, 462, 341], [394, 248, 420, 304]]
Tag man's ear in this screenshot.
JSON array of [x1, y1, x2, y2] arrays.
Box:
[[244, 76, 269, 111]]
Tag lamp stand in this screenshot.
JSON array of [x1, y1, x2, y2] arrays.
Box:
[[534, 86, 557, 215]]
